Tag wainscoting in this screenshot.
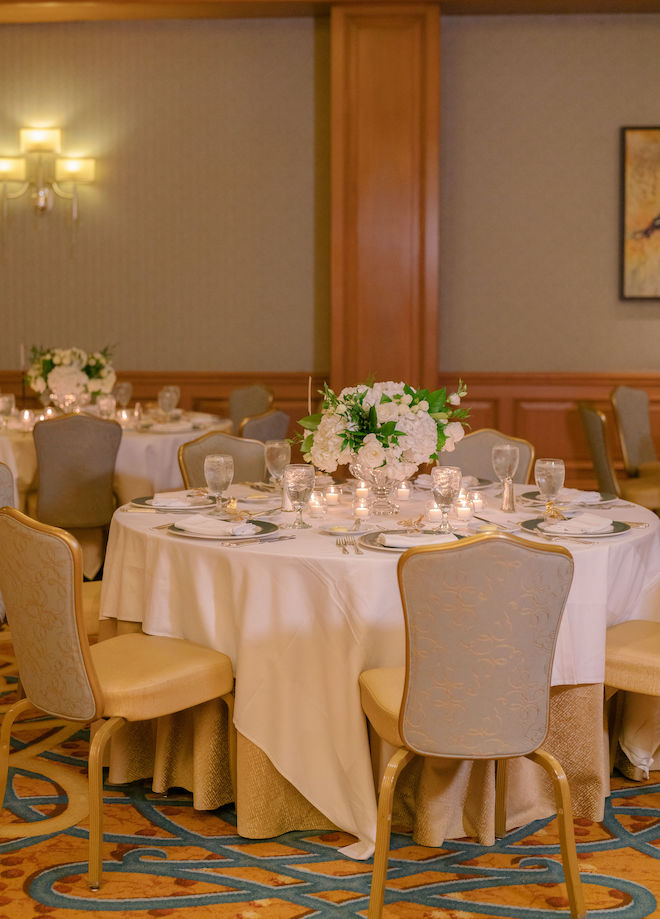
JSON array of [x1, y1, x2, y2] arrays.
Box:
[[4, 369, 659, 489]]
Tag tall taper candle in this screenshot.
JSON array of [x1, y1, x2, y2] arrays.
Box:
[[307, 375, 312, 415], [19, 343, 25, 370]]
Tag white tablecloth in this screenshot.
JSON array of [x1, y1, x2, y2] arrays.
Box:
[[99, 485, 660, 855], [0, 414, 232, 508]]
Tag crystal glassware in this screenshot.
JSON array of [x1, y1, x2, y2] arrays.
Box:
[[158, 387, 178, 421], [534, 458, 565, 519], [113, 382, 133, 409], [96, 394, 116, 419], [204, 454, 234, 515], [0, 394, 15, 430], [492, 444, 520, 513], [282, 464, 315, 529], [264, 439, 291, 493], [430, 465, 462, 533]]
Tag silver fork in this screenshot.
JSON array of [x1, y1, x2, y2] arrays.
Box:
[[336, 536, 349, 555], [346, 536, 363, 555]]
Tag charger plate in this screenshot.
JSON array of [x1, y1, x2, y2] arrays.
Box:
[[168, 520, 278, 540], [520, 517, 630, 539], [131, 494, 214, 511]]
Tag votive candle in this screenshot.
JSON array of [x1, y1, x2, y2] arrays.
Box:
[[325, 485, 340, 506], [471, 492, 484, 512], [355, 482, 369, 499], [456, 501, 473, 521], [354, 499, 370, 519], [396, 482, 411, 501], [427, 504, 442, 523]]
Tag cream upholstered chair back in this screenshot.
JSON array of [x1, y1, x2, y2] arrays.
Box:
[[611, 385, 658, 476], [229, 384, 273, 434], [578, 402, 621, 496], [178, 430, 266, 486], [239, 409, 290, 441], [0, 507, 103, 722], [33, 413, 122, 529], [438, 428, 534, 484], [397, 533, 574, 759], [0, 462, 15, 508]]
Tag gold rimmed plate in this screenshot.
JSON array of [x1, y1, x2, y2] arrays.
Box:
[[131, 494, 215, 511], [168, 519, 278, 540], [520, 517, 630, 539]]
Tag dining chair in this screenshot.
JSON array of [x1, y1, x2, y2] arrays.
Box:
[[0, 507, 236, 890], [610, 385, 660, 478], [33, 413, 122, 529], [178, 429, 266, 486], [359, 532, 585, 919], [0, 461, 15, 509], [438, 428, 534, 483], [229, 384, 273, 434], [578, 401, 660, 510], [604, 619, 660, 775], [239, 409, 290, 441]]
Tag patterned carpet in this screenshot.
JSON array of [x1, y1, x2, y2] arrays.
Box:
[[1, 658, 659, 917]]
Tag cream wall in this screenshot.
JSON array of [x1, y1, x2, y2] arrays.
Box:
[[440, 13, 660, 373], [0, 18, 330, 373]]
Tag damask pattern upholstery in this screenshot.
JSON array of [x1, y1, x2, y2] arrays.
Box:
[[178, 430, 266, 486], [397, 537, 573, 758], [438, 428, 534, 484], [0, 462, 14, 509], [229, 384, 273, 434]]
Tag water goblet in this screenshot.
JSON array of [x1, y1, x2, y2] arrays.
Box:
[[204, 454, 234, 515], [96, 394, 116, 419], [282, 464, 315, 529], [158, 387, 178, 422], [113, 382, 133, 409], [430, 465, 462, 533], [492, 444, 520, 512], [534, 458, 565, 519], [264, 439, 291, 495], [0, 394, 15, 430]]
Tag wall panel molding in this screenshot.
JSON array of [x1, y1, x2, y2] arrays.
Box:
[[4, 368, 660, 487]]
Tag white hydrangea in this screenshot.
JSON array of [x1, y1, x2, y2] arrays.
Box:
[[47, 366, 89, 401], [396, 410, 439, 464]]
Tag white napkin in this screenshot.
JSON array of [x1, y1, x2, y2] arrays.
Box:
[[555, 488, 603, 504], [175, 516, 260, 536], [379, 532, 459, 548], [152, 491, 210, 507], [414, 474, 432, 489], [150, 421, 194, 433], [461, 475, 479, 489], [541, 513, 613, 535]]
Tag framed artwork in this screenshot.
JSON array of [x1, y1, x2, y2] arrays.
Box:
[[621, 127, 660, 299]]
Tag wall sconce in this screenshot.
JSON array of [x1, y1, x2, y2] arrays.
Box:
[[0, 127, 95, 222]]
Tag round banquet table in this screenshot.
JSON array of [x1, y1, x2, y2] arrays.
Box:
[[99, 484, 660, 858]]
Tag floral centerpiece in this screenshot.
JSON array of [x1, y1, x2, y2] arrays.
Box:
[[25, 346, 116, 409], [298, 380, 469, 513]]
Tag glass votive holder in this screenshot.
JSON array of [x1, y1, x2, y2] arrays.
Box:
[[21, 409, 35, 431], [426, 501, 443, 525], [118, 408, 131, 428], [455, 497, 474, 522], [471, 491, 484, 512], [396, 481, 411, 501], [308, 489, 327, 518], [325, 485, 340, 506], [353, 497, 371, 521], [355, 480, 370, 500], [97, 394, 117, 419]]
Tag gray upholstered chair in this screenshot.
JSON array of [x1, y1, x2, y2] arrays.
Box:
[[611, 385, 660, 478], [229, 384, 273, 434], [0, 462, 15, 509], [239, 409, 290, 441], [178, 430, 266, 486], [359, 533, 585, 919], [0, 507, 236, 890], [33, 413, 122, 529], [438, 427, 534, 483], [578, 401, 660, 510]]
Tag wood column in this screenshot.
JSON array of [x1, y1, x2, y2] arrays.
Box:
[[330, 3, 439, 391]]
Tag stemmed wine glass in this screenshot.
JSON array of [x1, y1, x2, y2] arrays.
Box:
[[282, 464, 315, 529], [113, 382, 133, 409], [492, 444, 520, 512], [264, 439, 291, 496], [158, 387, 178, 422], [430, 465, 462, 533], [204, 454, 234, 515], [534, 458, 565, 519]]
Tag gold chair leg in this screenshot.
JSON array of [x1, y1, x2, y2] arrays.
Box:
[[495, 758, 508, 838], [527, 748, 586, 919], [0, 697, 35, 805], [221, 691, 237, 801], [87, 716, 125, 890], [368, 747, 414, 919]]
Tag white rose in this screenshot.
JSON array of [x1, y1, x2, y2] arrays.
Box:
[[442, 421, 466, 453], [375, 401, 400, 424], [357, 433, 386, 468], [32, 377, 46, 394], [449, 392, 461, 406]]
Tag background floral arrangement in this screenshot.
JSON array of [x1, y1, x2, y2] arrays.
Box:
[[299, 380, 469, 480], [25, 346, 116, 403]]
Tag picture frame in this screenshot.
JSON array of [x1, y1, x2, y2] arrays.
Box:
[[621, 127, 660, 299]]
